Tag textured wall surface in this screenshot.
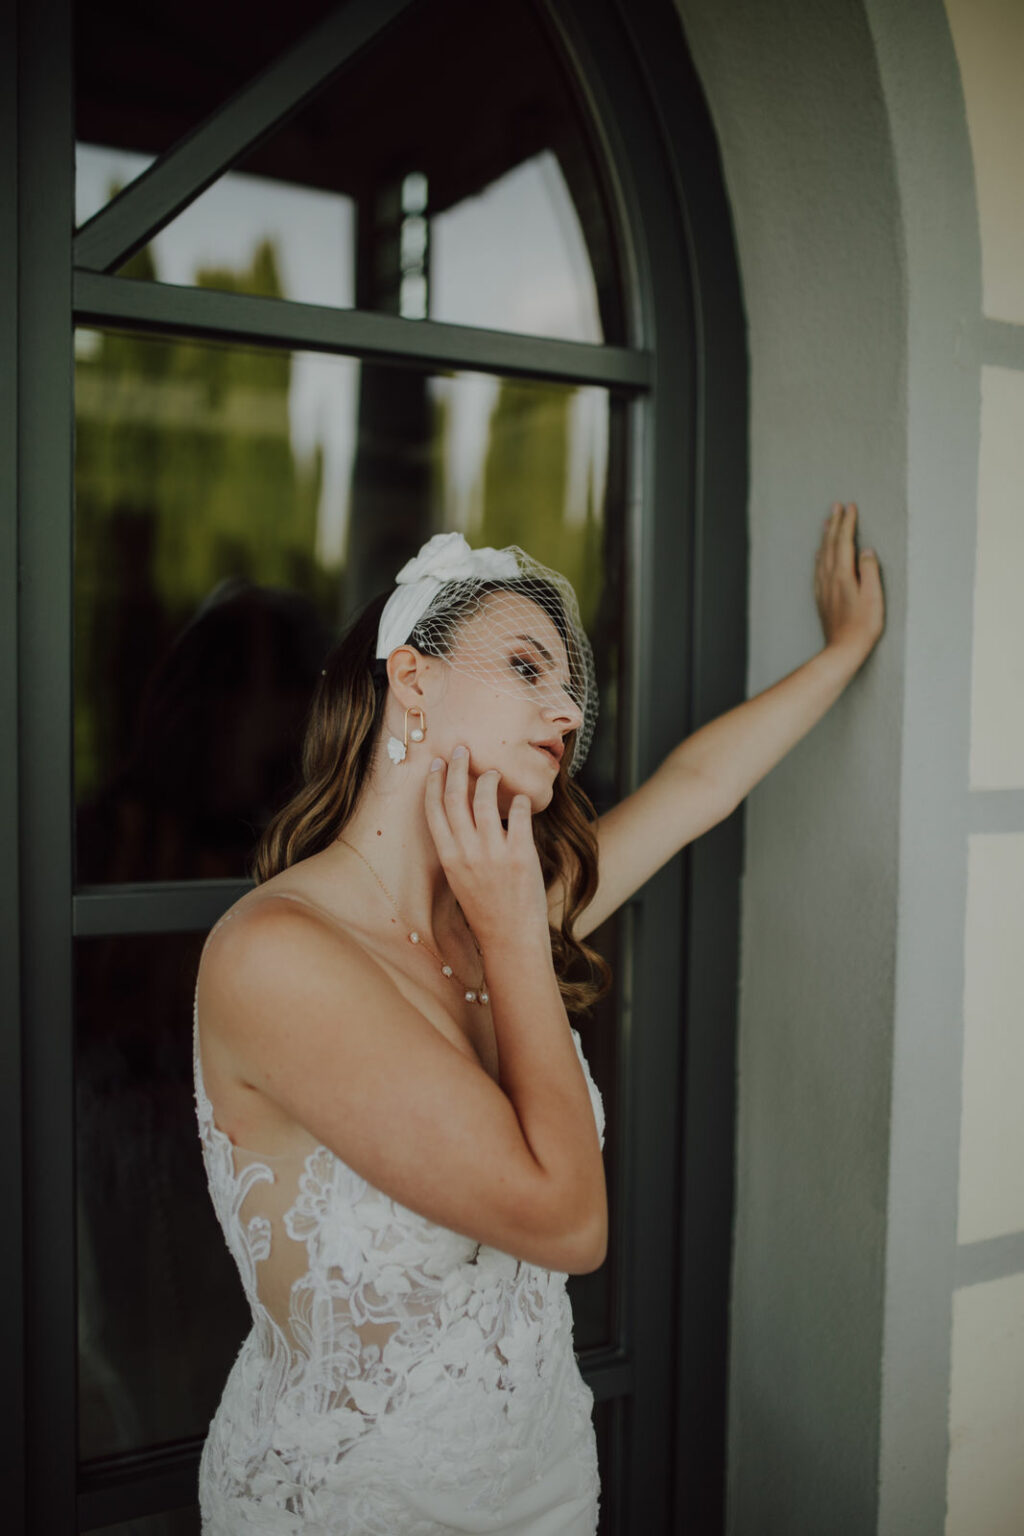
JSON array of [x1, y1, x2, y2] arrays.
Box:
[[671, 0, 993, 1532], [969, 367, 1024, 787], [944, 0, 1024, 325], [940, 4, 1024, 1533], [672, 2, 906, 1531]]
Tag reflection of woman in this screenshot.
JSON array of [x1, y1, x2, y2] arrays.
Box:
[[194, 510, 883, 1533]]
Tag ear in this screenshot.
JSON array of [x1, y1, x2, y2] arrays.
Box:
[[386, 645, 432, 709]]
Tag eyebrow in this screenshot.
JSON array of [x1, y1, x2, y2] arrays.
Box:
[[513, 633, 574, 691], [514, 633, 556, 667]]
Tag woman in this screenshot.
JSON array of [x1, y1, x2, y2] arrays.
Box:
[[193, 507, 883, 1533]]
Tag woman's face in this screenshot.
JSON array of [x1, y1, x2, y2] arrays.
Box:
[[420, 591, 585, 814]]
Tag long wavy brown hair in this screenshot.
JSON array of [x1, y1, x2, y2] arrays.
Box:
[[252, 583, 612, 1014]]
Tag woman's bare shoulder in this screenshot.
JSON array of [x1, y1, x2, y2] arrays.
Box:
[[198, 883, 391, 1035]]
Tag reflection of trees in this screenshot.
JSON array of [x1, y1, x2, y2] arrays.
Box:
[[74, 243, 337, 1458], [476, 380, 602, 633], [74, 238, 330, 813]]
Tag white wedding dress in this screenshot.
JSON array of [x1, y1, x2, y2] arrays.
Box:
[[193, 905, 603, 1534]]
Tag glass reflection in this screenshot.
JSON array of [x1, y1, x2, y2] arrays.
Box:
[[76, 148, 355, 313], [75, 929, 618, 1461], [75, 329, 621, 885], [74, 0, 342, 223], [76, 0, 621, 342], [74, 330, 624, 1458], [77, 931, 251, 1459]]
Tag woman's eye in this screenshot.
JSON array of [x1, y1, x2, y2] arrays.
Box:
[[511, 653, 541, 684]]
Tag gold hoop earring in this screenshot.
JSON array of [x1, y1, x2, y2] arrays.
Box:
[[386, 707, 426, 765], [406, 707, 426, 747]]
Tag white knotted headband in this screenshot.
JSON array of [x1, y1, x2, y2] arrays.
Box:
[[375, 532, 521, 659]]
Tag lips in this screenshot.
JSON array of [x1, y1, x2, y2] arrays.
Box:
[[531, 740, 564, 766]]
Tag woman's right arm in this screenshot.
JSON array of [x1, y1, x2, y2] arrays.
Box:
[[201, 762, 606, 1274]]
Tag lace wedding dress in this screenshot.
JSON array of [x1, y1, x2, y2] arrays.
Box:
[[193, 905, 604, 1534]]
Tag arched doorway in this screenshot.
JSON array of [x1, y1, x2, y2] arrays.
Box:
[[4, 0, 746, 1528]]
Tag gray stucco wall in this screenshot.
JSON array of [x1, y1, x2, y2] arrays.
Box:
[[862, 3, 979, 1531], [672, 0, 983, 1531], [672, 1, 908, 1530]]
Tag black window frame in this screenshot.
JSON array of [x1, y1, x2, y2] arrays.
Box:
[[4, 0, 748, 1530]]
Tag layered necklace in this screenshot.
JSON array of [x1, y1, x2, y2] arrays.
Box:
[[337, 837, 490, 1006]]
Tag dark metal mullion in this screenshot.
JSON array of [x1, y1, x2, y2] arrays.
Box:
[[73, 271, 653, 390], [624, 5, 749, 1531], [74, 881, 255, 937], [0, 0, 25, 1526], [555, 6, 733, 1529], [18, 0, 77, 1528], [556, 9, 692, 1536], [72, 0, 420, 275], [79, 1441, 202, 1530]]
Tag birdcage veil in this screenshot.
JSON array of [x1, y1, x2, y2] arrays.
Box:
[[375, 532, 597, 774]]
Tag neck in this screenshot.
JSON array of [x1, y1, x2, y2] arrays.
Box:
[[320, 742, 460, 943]]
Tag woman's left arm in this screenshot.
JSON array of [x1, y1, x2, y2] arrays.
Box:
[[565, 502, 885, 940]]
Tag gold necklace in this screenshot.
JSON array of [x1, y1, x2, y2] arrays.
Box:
[[337, 837, 490, 1006]]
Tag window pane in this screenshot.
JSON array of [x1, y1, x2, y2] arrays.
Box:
[[77, 923, 621, 1465], [592, 1394, 625, 1536], [74, 339, 625, 1459], [74, 331, 624, 885], [80, 0, 623, 343], [77, 931, 250, 1460], [76, 149, 356, 313], [74, 0, 342, 225], [86, 1513, 199, 1536], [568, 911, 622, 1354]]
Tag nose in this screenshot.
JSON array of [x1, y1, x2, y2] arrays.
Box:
[[543, 688, 584, 735]]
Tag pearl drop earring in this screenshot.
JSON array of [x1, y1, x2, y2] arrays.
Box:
[[387, 707, 426, 765]]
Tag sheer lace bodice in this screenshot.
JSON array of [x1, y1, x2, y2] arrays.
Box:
[[193, 905, 604, 1535]]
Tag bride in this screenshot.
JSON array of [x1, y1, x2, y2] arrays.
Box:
[[193, 509, 883, 1534]]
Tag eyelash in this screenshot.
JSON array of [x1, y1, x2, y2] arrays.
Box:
[[511, 652, 579, 708], [511, 652, 542, 684]]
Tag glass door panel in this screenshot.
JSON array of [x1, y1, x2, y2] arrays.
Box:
[[74, 331, 623, 885], [77, 929, 247, 1460], [88, 0, 622, 343], [74, 0, 343, 225], [74, 330, 627, 1461]]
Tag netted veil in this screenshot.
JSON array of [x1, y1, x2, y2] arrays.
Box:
[[375, 533, 597, 775]]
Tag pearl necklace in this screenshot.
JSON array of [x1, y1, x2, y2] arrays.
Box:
[[337, 837, 490, 1006]]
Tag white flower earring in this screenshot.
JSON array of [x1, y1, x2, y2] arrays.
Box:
[[387, 707, 426, 765]]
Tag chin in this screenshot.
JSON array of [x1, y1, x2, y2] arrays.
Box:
[[497, 779, 554, 818]]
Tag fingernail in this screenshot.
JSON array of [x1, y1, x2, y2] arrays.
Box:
[[430, 757, 444, 771], [453, 745, 468, 759]]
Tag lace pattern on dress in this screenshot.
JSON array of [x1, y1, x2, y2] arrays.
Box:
[[193, 906, 603, 1535]]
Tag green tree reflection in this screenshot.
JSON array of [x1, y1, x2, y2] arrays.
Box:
[[74, 240, 327, 805], [475, 380, 603, 632]]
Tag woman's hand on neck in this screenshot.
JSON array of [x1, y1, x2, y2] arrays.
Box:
[[329, 734, 464, 943]]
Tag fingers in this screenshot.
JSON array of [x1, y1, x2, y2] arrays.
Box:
[[443, 744, 477, 845], [506, 793, 534, 847], [432, 748, 506, 858], [837, 502, 857, 577], [819, 502, 860, 579], [423, 756, 458, 862], [472, 767, 504, 847]]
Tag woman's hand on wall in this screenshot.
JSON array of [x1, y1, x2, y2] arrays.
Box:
[[814, 502, 885, 664]]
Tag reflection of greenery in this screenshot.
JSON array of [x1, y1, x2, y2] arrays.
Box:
[[475, 381, 603, 631], [74, 240, 329, 802], [75, 229, 606, 807]]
